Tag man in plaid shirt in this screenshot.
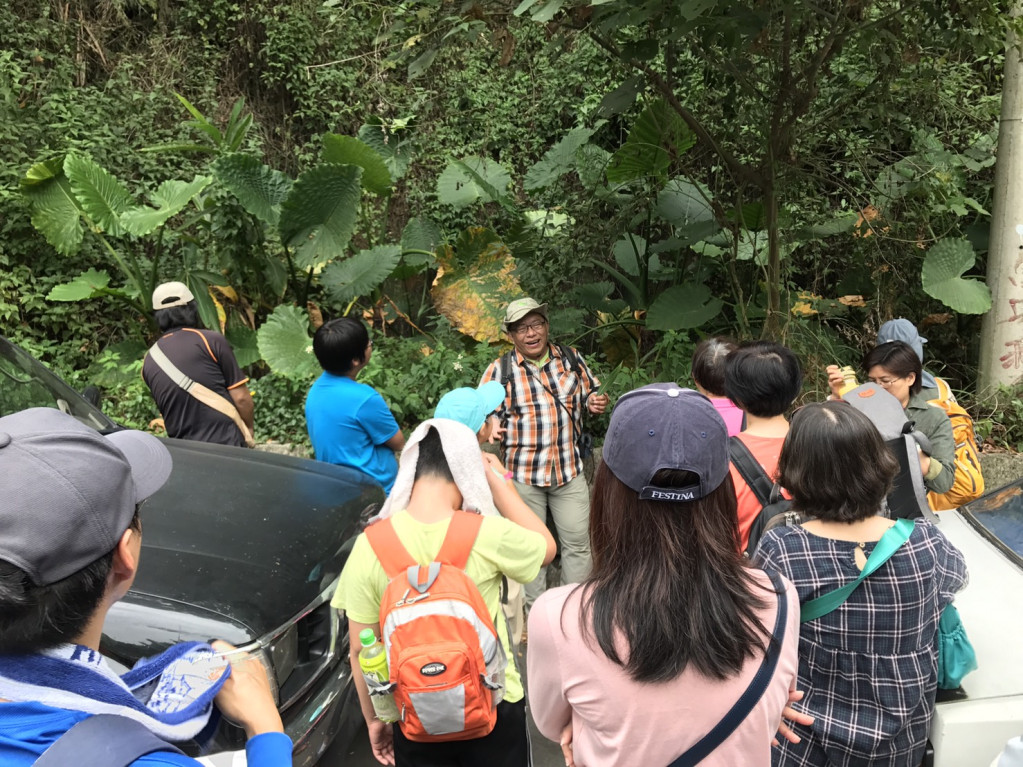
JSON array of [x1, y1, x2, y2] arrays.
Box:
[[481, 298, 609, 608]]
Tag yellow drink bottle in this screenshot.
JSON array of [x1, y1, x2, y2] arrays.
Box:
[[358, 629, 400, 723], [838, 366, 859, 396]]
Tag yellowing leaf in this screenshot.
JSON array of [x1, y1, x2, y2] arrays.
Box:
[[838, 294, 866, 307], [404, 35, 422, 49], [432, 236, 524, 343], [790, 301, 817, 317]]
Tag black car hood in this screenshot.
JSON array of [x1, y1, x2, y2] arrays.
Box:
[[103, 439, 380, 656]]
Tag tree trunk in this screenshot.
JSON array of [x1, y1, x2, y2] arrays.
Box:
[[979, 4, 1023, 397]]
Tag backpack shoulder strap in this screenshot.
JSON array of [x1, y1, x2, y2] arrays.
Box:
[[499, 351, 515, 386], [364, 518, 417, 579], [728, 436, 773, 508], [556, 343, 582, 375], [667, 570, 788, 767], [436, 511, 484, 571], [35, 714, 184, 767]]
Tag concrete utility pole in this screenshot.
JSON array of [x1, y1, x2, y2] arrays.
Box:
[[981, 6, 1023, 395]]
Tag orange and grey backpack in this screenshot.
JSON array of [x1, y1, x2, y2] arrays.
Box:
[[926, 377, 984, 510], [363, 511, 506, 742]]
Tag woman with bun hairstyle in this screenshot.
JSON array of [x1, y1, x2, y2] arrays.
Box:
[[527, 384, 804, 766]]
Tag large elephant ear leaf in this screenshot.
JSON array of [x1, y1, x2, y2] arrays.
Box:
[[257, 304, 320, 379], [607, 99, 696, 186], [921, 239, 992, 314], [120, 176, 212, 236], [47, 269, 112, 301], [63, 153, 134, 236], [279, 164, 363, 271], [213, 153, 293, 226], [432, 239, 524, 343], [357, 121, 411, 182], [322, 134, 392, 196], [21, 158, 85, 255], [322, 245, 402, 303], [646, 283, 723, 330], [436, 157, 512, 210]]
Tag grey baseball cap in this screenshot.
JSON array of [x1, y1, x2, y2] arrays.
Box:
[[876, 318, 936, 389], [602, 384, 729, 502], [152, 281, 195, 309], [0, 408, 172, 585], [503, 298, 548, 331]]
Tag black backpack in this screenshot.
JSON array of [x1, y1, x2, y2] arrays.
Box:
[[728, 437, 806, 556]]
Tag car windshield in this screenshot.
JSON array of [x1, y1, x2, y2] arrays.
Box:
[[0, 338, 116, 432], [961, 484, 1023, 565]]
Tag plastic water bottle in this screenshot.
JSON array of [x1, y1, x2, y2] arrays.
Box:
[[358, 629, 400, 723], [838, 366, 859, 396]]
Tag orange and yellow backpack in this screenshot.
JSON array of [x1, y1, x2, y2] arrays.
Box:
[[926, 377, 984, 510], [364, 511, 506, 742]]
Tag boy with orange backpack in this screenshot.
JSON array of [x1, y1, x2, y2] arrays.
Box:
[[876, 319, 984, 509], [332, 422, 556, 766]]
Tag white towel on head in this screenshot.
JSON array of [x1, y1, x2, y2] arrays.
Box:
[[371, 417, 499, 521]]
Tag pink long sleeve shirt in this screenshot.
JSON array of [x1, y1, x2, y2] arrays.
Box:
[[526, 570, 800, 766]]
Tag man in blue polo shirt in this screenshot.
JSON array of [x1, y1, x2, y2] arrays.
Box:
[[305, 317, 405, 493]]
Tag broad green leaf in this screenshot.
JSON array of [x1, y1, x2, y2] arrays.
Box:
[[322, 245, 403, 303], [64, 153, 134, 236], [921, 239, 992, 314], [279, 164, 363, 270], [572, 281, 615, 311], [607, 99, 696, 185], [524, 126, 596, 190], [432, 238, 524, 343], [21, 160, 84, 255], [804, 212, 860, 238], [401, 216, 442, 254], [598, 76, 645, 118], [436, 158, 512, 209], [120, 176, 212, 236], [257, 304, 320, 379], [225, 321, 261, 368], [321, 134, 392, 196], [184, 272, 221, 332], [646, 283, 723, 330], [529, 0, 565, 22], [408, 47, 440, 79], [358, 121, 411, 181], [576, 144, 612, 190], [655, 178, 714, 225], [613, 235, 647, 277], [213, 153, 293, 226], [513, 0, 542, 15], [141, 143, 217, 155], [47, 269, 111, 301], [449, 227, 502, 269], [85, 339, 149, 388]]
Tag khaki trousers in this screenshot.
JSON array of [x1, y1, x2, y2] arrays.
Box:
[[513, 473, 592, 608]]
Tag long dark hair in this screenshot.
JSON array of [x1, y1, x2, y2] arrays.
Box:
[[575, 464, 773, 683]]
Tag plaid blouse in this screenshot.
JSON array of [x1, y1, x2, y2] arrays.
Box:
[[480, 344, 599, 487], [753, 519, 967, 767]]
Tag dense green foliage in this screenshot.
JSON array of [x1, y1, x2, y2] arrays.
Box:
[[0, 0, 1016, 447]]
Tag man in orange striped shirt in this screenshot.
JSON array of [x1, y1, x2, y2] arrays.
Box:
[[481, 298, 609, 608]]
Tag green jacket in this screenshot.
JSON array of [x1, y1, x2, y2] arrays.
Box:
[[905, 389, 956, 494]]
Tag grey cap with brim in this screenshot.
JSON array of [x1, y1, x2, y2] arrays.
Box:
[[876, 318, 936, 389], [0, 408, 172, 585], [503, 298, 548, 331], [602, 384, 729, 502]]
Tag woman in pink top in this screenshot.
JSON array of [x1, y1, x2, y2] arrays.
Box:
[[691, 336, 745, 436], [527, 384, 803, 767]]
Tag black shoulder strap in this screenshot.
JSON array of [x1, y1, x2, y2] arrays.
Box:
[[555, 343, 582, 375], [500, 351, 515, 387], [728, 436, 773, 508], [35, 714, 184, 767], [667, 570, 789, 767]]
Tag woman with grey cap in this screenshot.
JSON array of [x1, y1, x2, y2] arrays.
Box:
[[526, 384, 805, 767]]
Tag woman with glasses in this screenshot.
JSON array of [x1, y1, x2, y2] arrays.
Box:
[[827, 340, 955, 495]]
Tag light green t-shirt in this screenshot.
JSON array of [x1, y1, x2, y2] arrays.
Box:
[[331, 509, 546, 703]]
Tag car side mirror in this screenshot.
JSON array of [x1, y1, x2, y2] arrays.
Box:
[[82, 385, 102, 408]]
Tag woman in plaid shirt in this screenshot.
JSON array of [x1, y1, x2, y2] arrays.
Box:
[[754, 401, 967, 767]]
